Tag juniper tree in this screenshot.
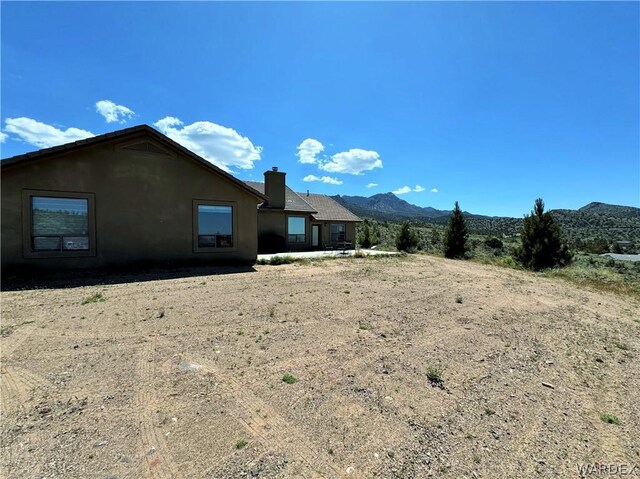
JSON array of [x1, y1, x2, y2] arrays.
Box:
[[359, 222, 374, 249], [514, 198, 571, 270], [396, 222, 418, 252], [443, 201, 469, 259]]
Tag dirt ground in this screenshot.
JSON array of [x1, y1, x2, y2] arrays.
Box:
[[1, 255, 639, 479]]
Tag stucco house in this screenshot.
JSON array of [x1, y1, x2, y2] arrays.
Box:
[[1, 125, 266, 274], [1, 124, 361, 274], [246, 168, 361, 253]]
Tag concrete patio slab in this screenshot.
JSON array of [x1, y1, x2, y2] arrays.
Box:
[[257, 249, 399, 261]]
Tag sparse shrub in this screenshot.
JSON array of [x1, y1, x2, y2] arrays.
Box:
[[236, 438, 248, 449], [282, 374, 297, 384], [443, 201, 469, 259], [484, 237, 503, 249], [396, 222, 418, 252], [473, 454, 481, 464], [484, 407, 496, 416], [81, 291, 106, 305], [455, 295, 463, 304], [358, 321, 370, 330], [268, 255, 296, 266], [514, 198, 571, 270], [426, 365, 445, 389], [600, 413, 621, 425]]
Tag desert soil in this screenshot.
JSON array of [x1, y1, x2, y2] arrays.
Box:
[[1, 255, 639, 479]]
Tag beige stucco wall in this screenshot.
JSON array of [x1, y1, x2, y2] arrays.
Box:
[[1, 137, 261, 273]]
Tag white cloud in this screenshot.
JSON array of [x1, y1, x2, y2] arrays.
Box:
[[4, 117, 94, 149], [153, 116, 262, 171], [393, 185, 425, 195], [319, 149, 382, 175], [0, 132, 7, 143], [393, 186, 412, 195], [431, 188, 439, 193], [365, 183, 378, 188], [95, 100, 135, 123], [303, 174, 343, 185], [297, 138, 325, 164]]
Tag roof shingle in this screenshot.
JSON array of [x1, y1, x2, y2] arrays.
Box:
[[303, 193, 362, 222]]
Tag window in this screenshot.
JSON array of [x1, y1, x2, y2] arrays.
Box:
[[287, 216, 306, 243], [330, 224, 346, 243], [197, 204, 233, 248], [31, 196, 89, 252]]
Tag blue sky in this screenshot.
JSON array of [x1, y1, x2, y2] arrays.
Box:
[[2, 2, 638, 217]]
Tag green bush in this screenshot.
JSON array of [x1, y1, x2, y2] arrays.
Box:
[[484, 237, 503, 249]]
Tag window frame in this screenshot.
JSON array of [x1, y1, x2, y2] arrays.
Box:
[[22, 189, 96, 259], [192, 199, 237, 253], [287, 215, 307, 244], [330, 223, 346, 243]]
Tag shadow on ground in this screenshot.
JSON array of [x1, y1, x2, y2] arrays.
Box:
[[1, 264, 257, 292]]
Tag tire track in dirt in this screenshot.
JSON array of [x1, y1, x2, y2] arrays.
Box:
[[133, 337, 183, 479], [189, 355, 343, 479], [0, 364, 50, 411], [0, 321, 37, 358]]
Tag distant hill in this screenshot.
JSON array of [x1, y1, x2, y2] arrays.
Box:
[[577, 202, 640, 219]]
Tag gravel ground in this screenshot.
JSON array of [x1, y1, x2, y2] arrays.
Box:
[[1, 255, 639, 478]]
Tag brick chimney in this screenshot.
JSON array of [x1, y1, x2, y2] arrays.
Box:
[[264, 167, 286, 208]]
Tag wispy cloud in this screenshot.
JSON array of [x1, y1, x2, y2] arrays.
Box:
[[0, 132, 7, 143], [4, 117, 94, 148], [365, 183, 378, 188], [319, 148, 382, 175], [303, 174, 343, 185], [153, 116, 262, 171], [393, 185, 425, 195], [431, 188, 438, 193], [95, 100, 135, 123], [297, 138, 325, 164]]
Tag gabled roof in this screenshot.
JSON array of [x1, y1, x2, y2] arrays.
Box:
[[1, 124, 266, 201], [304, 193, 362, 222], [244, 181, 317, 213]]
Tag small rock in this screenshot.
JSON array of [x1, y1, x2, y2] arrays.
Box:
[[387, 450, 395, 458], [73, 344, 79, 349], [93, 441, 108, 448], [541, 382, 555, 389], [156, 308, 165, 319], [147, 447, 156, 456], [250, 468, 260, 477], [346, 466, 355, 474], [595, 357, 604, 363]]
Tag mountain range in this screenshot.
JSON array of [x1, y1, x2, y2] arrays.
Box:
[[332, 194, 639, 223]]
